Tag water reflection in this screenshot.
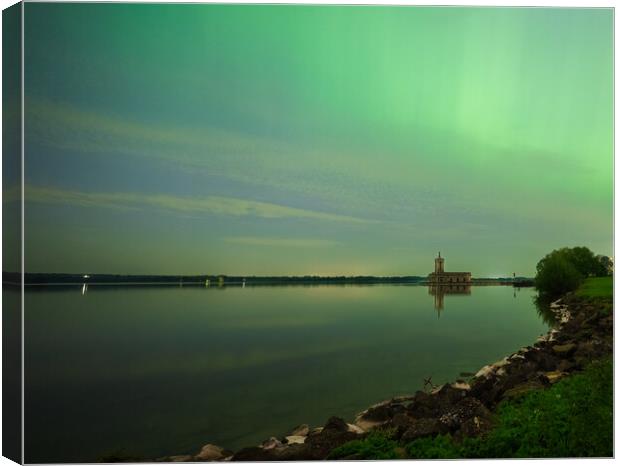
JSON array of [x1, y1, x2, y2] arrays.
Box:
[[533, 294, 559, 327], [428, 284, 471, 316]]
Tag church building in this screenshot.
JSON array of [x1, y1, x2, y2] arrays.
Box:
[[427, 252, 471, 284]]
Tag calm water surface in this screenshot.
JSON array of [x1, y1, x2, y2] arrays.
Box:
[[25, 284, 547, 462]]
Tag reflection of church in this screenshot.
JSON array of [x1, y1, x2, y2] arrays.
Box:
[[427, 253, 471, 316]]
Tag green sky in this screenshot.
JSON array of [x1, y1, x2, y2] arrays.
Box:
[[19, 4, 613, 277]]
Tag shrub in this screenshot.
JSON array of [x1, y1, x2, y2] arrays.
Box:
[[328, 430, 400, 460]]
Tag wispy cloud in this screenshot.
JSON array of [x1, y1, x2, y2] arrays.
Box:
[[24, 185, 371, 223], [224, 236, 339, 248]]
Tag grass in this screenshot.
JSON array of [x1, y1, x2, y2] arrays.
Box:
[[328, 429, 401, 460], [576, 276, 613, 298], [331, 358, 613, 459]]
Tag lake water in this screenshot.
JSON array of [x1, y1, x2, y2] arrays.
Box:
[[24, 284, 547, 463]]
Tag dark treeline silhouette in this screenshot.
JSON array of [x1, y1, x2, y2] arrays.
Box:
[[4, 272, 535, 286], [16, 273, 428, 286]]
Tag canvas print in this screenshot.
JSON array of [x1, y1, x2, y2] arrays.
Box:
[[2, 2, 614, 463]]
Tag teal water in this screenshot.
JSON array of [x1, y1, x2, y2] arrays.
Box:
[[25, 284, 547, 463]]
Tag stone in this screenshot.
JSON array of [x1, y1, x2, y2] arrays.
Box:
[[322, 416, 349, 433], [389, 412, 416, 437], [289, 423, 310, 437], [347, 423, 365, 434], [451, 382, 471, 391], [401, 418, 446, 442], [475, 365, 495, 379], [168, 455, 193, 462], [552, 343, 577, 356], [231, 447, 275, 461], [457, 415, 494, 439], [261, 437, 283, 450], [501, 380, 546, 400], [407, 391, 439, 418], [305, 426, 361, 460], [358, 401, 394, 423], [438, 397, 491, 431], [285, 435, 306, 445], [557, 359, 577, 373], [543, 371, 567, 384], [195, 444, 231, 461], [524, 348, 559, 371]]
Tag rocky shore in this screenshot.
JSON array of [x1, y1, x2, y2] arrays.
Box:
[[157, 292, 612, 462]]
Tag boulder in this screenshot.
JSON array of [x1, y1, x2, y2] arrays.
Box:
[[168, 455, 193, 462], [284, 435, 306, 445], [289, 423, 310, 437], [438, 397, 491, 432], [543, 371, 567, 384], [388, 412, 416, 437], [261, 437, 284, 450], [407, 390, 439, 418], [305, 423, 361, 460], [194, 444, 232, 461], [322, 416, 349, 433], [552, 343, 577, 356], [347, 423, 365, 434], [400, 418, 447, 442], [456, 415, 493, 440], [357, 401, 394, 423], [556, 359, 577, 373], [501, 380, 546, 400]]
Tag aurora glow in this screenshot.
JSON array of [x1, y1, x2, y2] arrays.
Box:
[[21, 4, 612, 276]]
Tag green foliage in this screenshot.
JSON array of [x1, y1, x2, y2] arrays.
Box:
[[576, 276, 613, 298], [535, 247, 607, 296], [534, 252, 583, 296], [328, 429, 400, 460], [403, 358, 612, 458], [406, 434, 460, 459]]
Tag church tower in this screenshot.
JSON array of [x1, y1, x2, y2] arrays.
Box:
[[434, 252, 444, 274]]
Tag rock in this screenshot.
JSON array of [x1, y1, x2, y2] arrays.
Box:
[[322, 416, 349, 433], [523, 348, 559, 371], [543, 371, 567, 384], [438, 397, 491, 432], [456, 415, 494, 440], [357, 401, 393, 423], [501, 380, 546, 400], [451, 382, 471, 391], [552, 343, 577, 356], [305, 424, 361, 460], [475, 365, 495, 379], [261, 437, 283, 450], [231, 447, 274, 461], [401, 418, 447, 442], [194, 444, 232, 461], [407, 390, 439, 418], [289, 423, 310, 437], [347, 423, 365, 434], [168, 455, 193, 462], [285, 435, 306, 445], [388, 412, 416, 437], [557, 359, 577, 373]]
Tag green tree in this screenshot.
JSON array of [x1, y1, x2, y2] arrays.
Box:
[[534, 252, 583, 296]]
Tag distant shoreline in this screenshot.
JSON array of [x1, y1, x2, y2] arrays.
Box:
[[4, 272, 534, 287]]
